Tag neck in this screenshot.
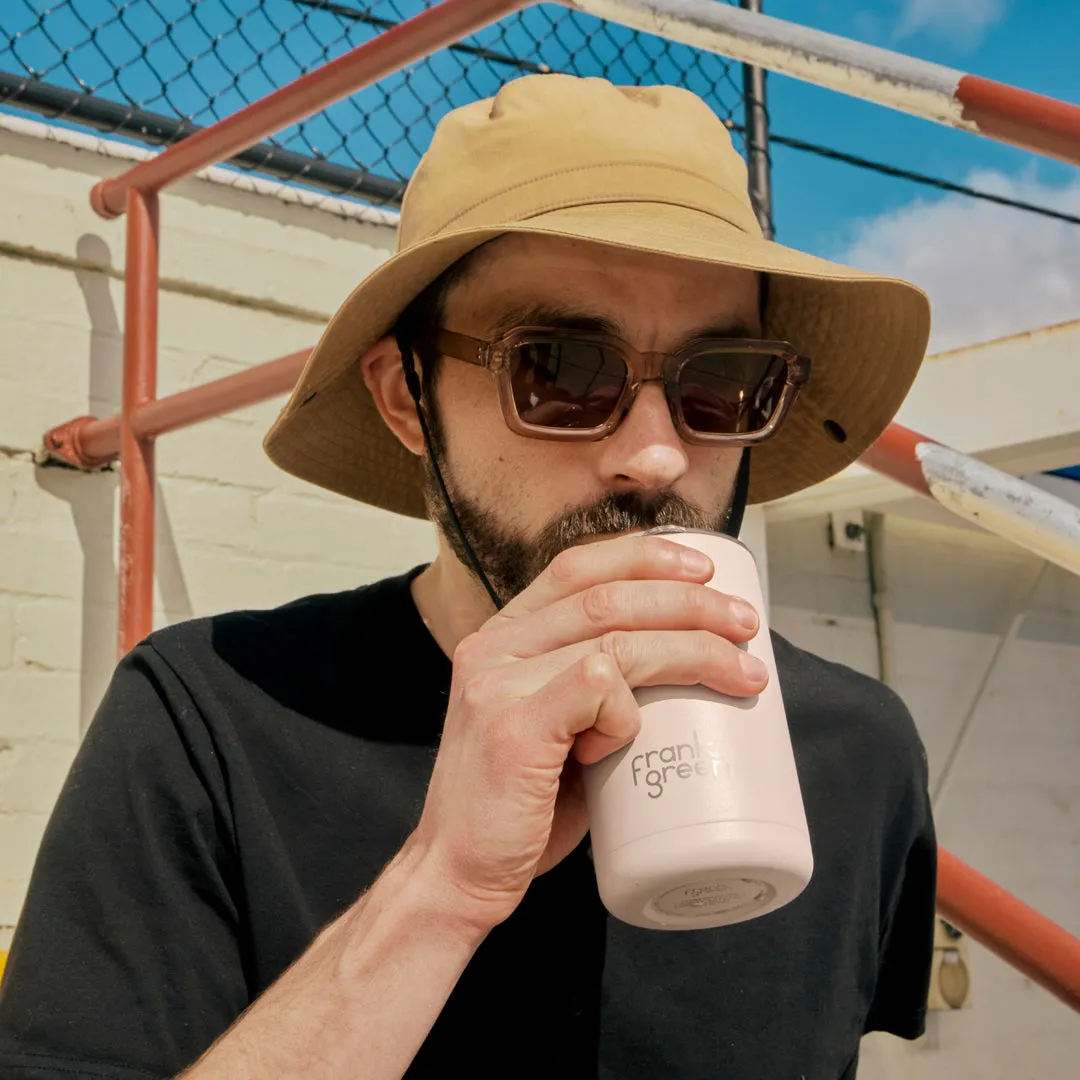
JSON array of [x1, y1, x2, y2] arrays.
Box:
[[410, 536, 497, 657]]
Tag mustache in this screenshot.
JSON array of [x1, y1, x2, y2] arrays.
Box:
[[533, 490, 719, 560]]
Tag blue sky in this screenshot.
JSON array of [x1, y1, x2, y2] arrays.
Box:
[[2, 0, 1079, 350], [765, 0, 1080, 252], [761, 0, 1080, 351]]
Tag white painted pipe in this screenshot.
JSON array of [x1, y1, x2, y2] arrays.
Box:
[[918, 444, 1080, 577], [559, 0, 1080, 166]]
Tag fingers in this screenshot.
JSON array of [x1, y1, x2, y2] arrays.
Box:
[[469, 626, 767, 765], [595, 628, 768, 696], [548, 627, 767, 701], [497, 535, 714, 618], [524, 652, 642, 765], [472, 618, 768, 706], [490, 579, 759, 659], [513, 625, 766, 770]]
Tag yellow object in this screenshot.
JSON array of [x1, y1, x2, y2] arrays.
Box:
[[928, 918, 973, 1011]]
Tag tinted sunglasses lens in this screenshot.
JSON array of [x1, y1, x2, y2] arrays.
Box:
[[508, 340, 626, 429], [679, 351, 787, 434]]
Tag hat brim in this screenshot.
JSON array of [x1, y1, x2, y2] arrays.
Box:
[[264, 202, 930, 519]]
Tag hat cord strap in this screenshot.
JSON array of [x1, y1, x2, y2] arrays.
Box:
[[397, 339, 505, 612], [725, 450, 752, 539]]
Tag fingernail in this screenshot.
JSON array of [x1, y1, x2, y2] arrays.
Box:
[[731, 599, 758, 632], [740, 652, 768, 683], [680, 549, 712, 575]]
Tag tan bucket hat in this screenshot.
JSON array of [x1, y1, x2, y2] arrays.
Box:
[[264, 75, 930, 519]]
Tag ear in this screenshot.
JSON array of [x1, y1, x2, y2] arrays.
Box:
[[361, 334, 425, 456]]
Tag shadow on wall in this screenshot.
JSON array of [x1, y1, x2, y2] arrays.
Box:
[[75, 234, 122, 416], [31, 233, 194, 732], [156, 496, 194, 630], [35, 466, 117, 734]]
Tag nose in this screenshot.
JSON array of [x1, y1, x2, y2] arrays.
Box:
[[595, 381, 689, 494]]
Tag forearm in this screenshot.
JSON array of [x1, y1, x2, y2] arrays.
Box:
[[179, 838, 486, 1080]]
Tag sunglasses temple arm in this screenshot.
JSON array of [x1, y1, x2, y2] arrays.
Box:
[[397, 339, 505, 612]]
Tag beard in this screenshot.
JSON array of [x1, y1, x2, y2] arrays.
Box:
[[421, 418, 738, 602]]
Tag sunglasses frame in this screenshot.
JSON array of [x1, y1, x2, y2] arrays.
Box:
[[432, 326, 811, 445]]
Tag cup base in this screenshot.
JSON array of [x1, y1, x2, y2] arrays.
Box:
[[594, 819, 813, 930]]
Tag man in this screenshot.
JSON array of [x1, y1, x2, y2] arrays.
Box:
[[0, 76, 935, 1079]]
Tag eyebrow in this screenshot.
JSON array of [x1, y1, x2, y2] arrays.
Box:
[[485, 301, 761, 345]]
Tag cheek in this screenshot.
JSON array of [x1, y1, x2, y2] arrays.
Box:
[[683, 447, 743, 499], [439, 384, 596, 521], [439, 369, 504, 464], [437, 373, 531, 501], [435, 366, 496, 438]]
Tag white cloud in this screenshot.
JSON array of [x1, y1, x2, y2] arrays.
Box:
[[834, 169, 1080, 353], [895, 0, 1006, 47]]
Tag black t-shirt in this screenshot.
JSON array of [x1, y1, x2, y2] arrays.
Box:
[[0, 569, 936, 1080]]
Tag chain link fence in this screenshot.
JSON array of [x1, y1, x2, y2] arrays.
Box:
[[1, 0, 751, 208]]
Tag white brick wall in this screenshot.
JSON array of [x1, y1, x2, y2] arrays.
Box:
[[0, 594, 14, 671], [0, 124, 436, 947]]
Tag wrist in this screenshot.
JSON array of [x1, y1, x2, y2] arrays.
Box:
[[394, 832, 516, 941], [337, 834, 496, 968], [402, 827, 537, 937]]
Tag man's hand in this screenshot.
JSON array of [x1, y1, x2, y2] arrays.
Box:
[[409, 534, 767, 929]]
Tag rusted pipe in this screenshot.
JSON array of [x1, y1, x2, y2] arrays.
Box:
[[118, 190, 159, 658], [90, 0, 525, 218], [861, 423, 1080, 577], [42, 350, 311, 469], [938, 849, 1080, 1013], [130, 349, 310, 443]]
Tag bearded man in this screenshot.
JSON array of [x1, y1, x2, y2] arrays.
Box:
[[0, 76, 935, 1080]]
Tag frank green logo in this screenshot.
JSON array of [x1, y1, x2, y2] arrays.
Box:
[[630, 729, 726, 799]]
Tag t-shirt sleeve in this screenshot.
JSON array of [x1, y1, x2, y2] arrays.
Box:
[[863, 724, 938, 1040], [0, 643, 249, 1080]]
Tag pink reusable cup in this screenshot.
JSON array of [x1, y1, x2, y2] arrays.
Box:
[[584, 528, 813, 930]]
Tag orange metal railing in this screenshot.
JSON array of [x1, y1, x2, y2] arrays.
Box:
[[74, 0, 526, 658], [45, 351, 311, 469], [34, 0, 1080, 1016], [938, 851, 1080, 1012]]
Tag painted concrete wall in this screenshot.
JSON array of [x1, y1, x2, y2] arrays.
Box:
[[1, 121, 1078, 1074], [769, 513, 1080, 1079]]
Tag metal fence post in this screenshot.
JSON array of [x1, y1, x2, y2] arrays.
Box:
[[739, 0, 773, 239]]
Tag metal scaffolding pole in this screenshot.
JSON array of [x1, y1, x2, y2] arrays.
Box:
[[118, 189, 159, 657], [739, 0, 773, 239], [861, 424, 1080, 577]]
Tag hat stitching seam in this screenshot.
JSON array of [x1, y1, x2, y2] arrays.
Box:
[[515, 194, 747, 233], [423, 160, 752, 237]]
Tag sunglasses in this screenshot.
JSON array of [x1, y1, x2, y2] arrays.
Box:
[[432, 326, 811, 444]]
